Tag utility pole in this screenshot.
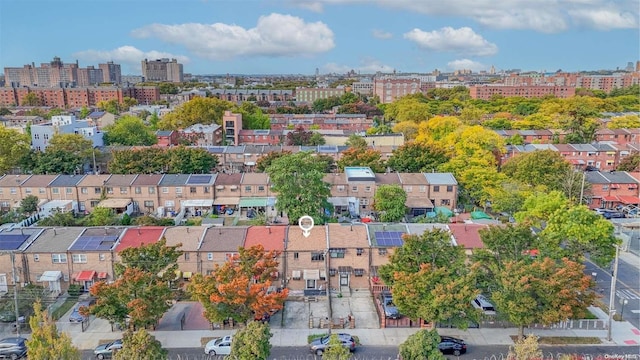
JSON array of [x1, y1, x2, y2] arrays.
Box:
[[10, 252, 20, 337], [579, 171, 586, 205], [607, 245, 620, 342]]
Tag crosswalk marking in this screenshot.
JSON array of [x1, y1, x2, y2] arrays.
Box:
[[631, 310, 640, 314], [616, 289, 640, 300]]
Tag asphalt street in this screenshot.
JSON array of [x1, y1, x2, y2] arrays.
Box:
[[584, 256, 640, 330], [80, 345, 640, 360]]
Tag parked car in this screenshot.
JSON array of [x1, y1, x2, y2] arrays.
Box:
[[308, 333, 356, 356], [603, 211, 625, 219], [438, 336, 467, 356], [472, 294, 496, 315], [204, 335, 232, 356], [69, 297, 95, 323], [93, 339, 123, 359], [380, 292, 401, 319], [0, 336, 28, 359], [0, 311, 16, 323]]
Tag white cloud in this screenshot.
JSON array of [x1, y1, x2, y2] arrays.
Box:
[[569, 8, 638, 30], [322, 58, 394, 74], [447, 59, 488, 72], [404, 27, 498, 56], [290, 0, 639, 32], [131, 13, 335, 60], [73, 46, 190, 70], [291, 0, 325, 12], [372, 29, 393, 39]]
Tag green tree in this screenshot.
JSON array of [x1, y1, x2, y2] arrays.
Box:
[[501, 150, 570, 192], [167, 146, 217, 173], [114, 237, 183, 279], [82, 207, 119, 226], [492, 257, 595, 339], [0, 107, 11, 115], [23, 92, 40, 106], [255, 151, 292, 173], [337, 148, 385, 173], [0, 126, 31, 173], [487, 181, 531, 216], [398, 329, 446, 360], [114, 329, 167, 360], [19, 195, 39, 214], [97, 99, 120, 114], [309, 132, 326, 146], [617, 151, 639, 171], [266, 151, 331, 224], [121, 97, 138, 111], [189, 245, 288, 324], [27, 301, 81, 360], [345, 134, 368, 149], [103, 115, 157, 146], [33, 149, 84, 174], [392, 121, 420, 141], [37, 211, 79, 226], [386, 142, 449, 173], [235, 102, 271, 130], [373, 184, 407, 222], [514, 191, 570, 228], [230, 321, 272, 360], [159, 97, 233, 129], [321, 334, 352, 360], [79, 106, 91, 119], [285, 126, 314, 146], [108, 148, 168, 174]]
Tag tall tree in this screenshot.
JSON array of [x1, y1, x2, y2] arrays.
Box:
[[114, 237, 183, 278], [19, 195, 39, 215], [321, 334, 352, 360], [492, 257, 595, 339], [392, 121, 420, 141], [337, 148, 385, 173], [0, 126, 32, 173], [114, 329, 167, 360], [82, 207, 118, 226], [266, 151, 331, 224], [103, 115, 157, 146], [373, 184, 407, 222], [230, 321, 272, 360], [26, 301, 81, 360], [345, 134, 368, 149], [158, 97, 233, 130], [386, 142, 449, 173], [23, 92, 40, 106], [398, 329, 445, 360], [507, 335, 543, 360], [255, 150, 292, 173], [501, 150, 570, 192], [514, 191, 570, 229], [285, 126, 314, 146], [617, 151, 639, 172], [189, 245, 288, 324], [167, 146, 217, 174]]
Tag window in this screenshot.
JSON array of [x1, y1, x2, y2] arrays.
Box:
[[33, 254, 40, 262], [72, 254, 87, 263], [184, 253, 190, 261], [433, 185, 440, 192], [245, 186, 252, 192], [52, 254, 67, 263], [356, 248, 364, 256], [306, 279, 316, 289], [293, 252, 299, 260], [148, 187, 156, 194], [79, 201, 86, 211], [258, 186, 265, 192], [106, 187, 113, 194], [99, 253, 106, 261], [419, 186, 426, 192], [24, 188, 32, 194], [329, 248, 345, 258], [602, 185, 609, 191], [204, 186, 210, 193], [162, 187, 169, 194], [120, 187, 127, 194], [337, 185, 345, 192], [378, 248, 388, 256], [207, 253, 213, 261], [144, 201, 154, 208], [365, 186, 372, 192], [190, 187, 197, 194], [10, 188, 16, 195], [52, 188, 60, 194], [175, 187, 182, 194], [329, 268, 337, 277], [441, 199, 451, 206], [81, 187, 88, 194], [446, 185, 454, 192], [405, 186, 412, 192], [311, 252, 325, 261], [351, 186, 358, 192], [94, 187, 101, 194], [135, 187, 141, 194], [354, 269, 365, 277]]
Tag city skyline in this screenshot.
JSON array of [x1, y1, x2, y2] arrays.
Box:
[[1, 0, 638, 75]]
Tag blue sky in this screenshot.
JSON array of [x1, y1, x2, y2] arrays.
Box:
[[1, 0, 638, 75]]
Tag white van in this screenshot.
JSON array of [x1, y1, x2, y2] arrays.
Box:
[[472, 295, 496, 315]]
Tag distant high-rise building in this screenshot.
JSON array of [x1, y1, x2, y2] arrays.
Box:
[[99, 61, 122, 84], [626, 62, 635, 71], [141, 58, 183, 82], [4, 57, 123, 88], [77, 66, 103, 87]]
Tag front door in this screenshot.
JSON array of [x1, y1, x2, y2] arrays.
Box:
[[0, 275, 6, 292], [339, 273, 349, 287]]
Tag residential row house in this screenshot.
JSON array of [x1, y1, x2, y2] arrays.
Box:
[[585, 171, 640, 209], [503, 142, 640, 172], [494, 128, 639, 146], [0, 222, 488, 299], [0, 168, 459, 220]]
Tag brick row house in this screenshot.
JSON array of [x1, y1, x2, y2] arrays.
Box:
[[0, 223, 487, 299], [0, 168, 459, 220]]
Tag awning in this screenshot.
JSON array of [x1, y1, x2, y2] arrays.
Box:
[[244, 162, 256, 166], [405, 198, 434, 208], [181, 199, 214, 207], [303, 269, 320, 280], [97, 272, 108, 279], [75, 270, 96, 282], [292, 270, 301, 279], [39, 271, 62, 282], [213, 197, 240, 205], [97, 198, 132, 208], [239, 197, 268, 207], [570, 159, 585, 165], [183, 272, 193, 279], [327, 197, 350, 207], [618, 195, 639, 205], [602, 195, 619, 202]]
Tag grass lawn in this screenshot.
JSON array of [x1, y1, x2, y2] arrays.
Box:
[[510, 336, 601, 345], [50, 298, 77, 320]]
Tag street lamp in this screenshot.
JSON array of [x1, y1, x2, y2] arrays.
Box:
[[607, 244, 620, 342]]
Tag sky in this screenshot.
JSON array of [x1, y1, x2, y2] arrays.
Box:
[[1, 0, 639, 76]]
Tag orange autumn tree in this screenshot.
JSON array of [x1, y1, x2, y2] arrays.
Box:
[[189, 244, 288, 324]]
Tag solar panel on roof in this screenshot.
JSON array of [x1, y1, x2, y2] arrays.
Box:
[[0, 234, 30, 250], [71, 235, 118, 251], [188, 175, 212, 184], [374, 231, 405, 247]]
